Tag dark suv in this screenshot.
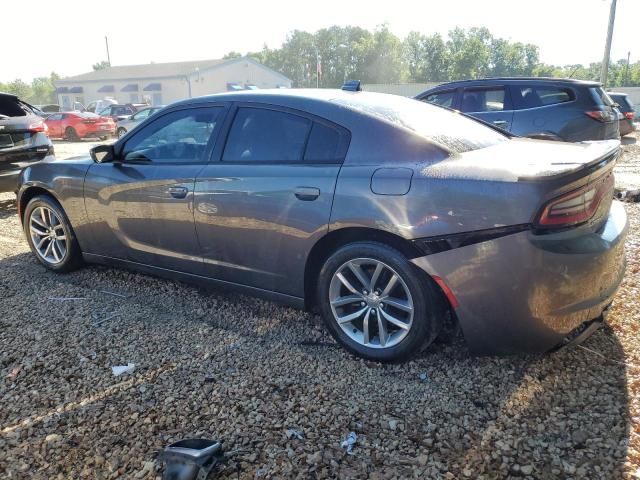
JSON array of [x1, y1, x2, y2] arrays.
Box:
[[608, 92, 636, 136], [416, 78, 619, 142], [0, 92, 54, 192]]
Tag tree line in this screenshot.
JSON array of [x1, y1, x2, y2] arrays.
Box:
[[2, 26, 639, 105], [229, 25, 640, 89]]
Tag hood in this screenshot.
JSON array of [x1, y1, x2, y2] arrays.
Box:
[[418, 138, 620, 183]]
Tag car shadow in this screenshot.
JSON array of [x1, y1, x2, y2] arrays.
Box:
[[0, 197, 17, 220], [621, 136, 637, 145]]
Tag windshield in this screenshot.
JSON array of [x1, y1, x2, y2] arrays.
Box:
[[334, 93, 507, 153]]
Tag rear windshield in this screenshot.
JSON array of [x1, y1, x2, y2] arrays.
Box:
[[589, 87, 615, 107], [334, 93, 507, 153], [0, 96, 33, 117], [610, 94, 634, 111]]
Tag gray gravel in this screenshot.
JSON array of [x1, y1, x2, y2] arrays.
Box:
[[0, 135, 639, 478]]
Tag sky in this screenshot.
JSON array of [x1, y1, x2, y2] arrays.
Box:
[[2, 0, 638, 83]]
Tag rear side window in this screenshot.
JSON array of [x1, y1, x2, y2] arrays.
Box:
[[461, 88, 505, 112], [304, 123, 343, 162], [223, 108, 311, 163], [514, 86, 574, 109], [422, 90, 456, 108]]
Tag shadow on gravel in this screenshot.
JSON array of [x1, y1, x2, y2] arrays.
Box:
[[0, 247, 631, 479], [622, 136, 637, 145], [0, 197, 17, 220]]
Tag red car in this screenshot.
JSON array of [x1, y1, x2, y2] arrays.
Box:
[[45, 112, 115, 140]]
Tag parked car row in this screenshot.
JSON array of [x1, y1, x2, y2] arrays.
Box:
[[15, 85, 628, 362]]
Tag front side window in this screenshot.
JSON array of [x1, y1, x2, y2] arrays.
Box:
[[122, 107, 223, 163], [461, 88, 505, 113], [423, 90, 456, 108], [222, 107, 311, 162]]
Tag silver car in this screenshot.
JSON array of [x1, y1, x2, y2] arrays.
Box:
[[116, 106, 164, 138], [16, 88, 627, 362]]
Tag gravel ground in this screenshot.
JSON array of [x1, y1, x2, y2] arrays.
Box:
[[0, 135, 639, 479]]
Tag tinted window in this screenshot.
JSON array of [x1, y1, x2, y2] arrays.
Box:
[[423, 90, 456, 108], [334, 93, 506, 153], [122, 107, 223, 163], [514, 86, 574, 108], [461, 88, 505, 112], [304, 123, 341, 162], [47, 113, 62, 121], [223, 108, 311, 162]]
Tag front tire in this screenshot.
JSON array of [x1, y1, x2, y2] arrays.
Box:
[[24, 195, 83, 272], [317, 242, 443, 362], [117, 128, 127, 138]]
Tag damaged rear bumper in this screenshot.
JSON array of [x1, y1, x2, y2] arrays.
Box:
[[411, 201, 628, 355]]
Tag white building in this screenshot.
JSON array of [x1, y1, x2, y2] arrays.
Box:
[[54, 57, 292, 110]]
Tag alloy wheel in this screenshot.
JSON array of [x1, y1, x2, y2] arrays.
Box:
[[329, 258, 414, 349], [29, 206, 68, 265]]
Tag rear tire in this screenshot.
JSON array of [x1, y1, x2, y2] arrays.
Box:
[[117, 128, 127, 138], [65, 127, 79, 141], [23, 195, 83, 273], [317, 242, 443, 362]]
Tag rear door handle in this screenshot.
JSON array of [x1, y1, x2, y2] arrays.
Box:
[[168, 186, 188, 199], [294, 186, 320, 201]]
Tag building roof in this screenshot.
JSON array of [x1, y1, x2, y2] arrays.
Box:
[[55, 57, 291, 84]]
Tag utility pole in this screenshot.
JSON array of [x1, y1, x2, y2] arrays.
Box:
[[624, 51, 631, 87], [105, 36, 112, 67], [599, 0, 617, 87]]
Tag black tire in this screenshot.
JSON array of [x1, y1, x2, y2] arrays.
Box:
[[100, 135, 108, 141], [23, 195, 83, 273], [65, 127, 79, 141], [317, 242, 443, 362], [117, 128, 127, 138]]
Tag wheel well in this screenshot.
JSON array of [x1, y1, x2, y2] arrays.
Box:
[[18, 187, 57, 223], [303, 227, 423, 310]]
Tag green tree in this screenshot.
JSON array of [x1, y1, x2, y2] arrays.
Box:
[[92, 61, 110, 71], [4, 79, 32, 99], [223, 51, 242, 59]]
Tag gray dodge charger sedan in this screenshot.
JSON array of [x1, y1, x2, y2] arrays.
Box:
[[16, 88, 627, 362]]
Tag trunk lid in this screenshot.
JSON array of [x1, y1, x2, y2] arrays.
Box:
[[0, 115, 42, 152], [433, 137, 620, 183]]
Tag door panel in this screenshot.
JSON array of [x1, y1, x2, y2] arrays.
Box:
[[192, 104, 349, 297], [82, 105, 226, 274], [83, 163, 205, 273], [193, 164, 340, 296]]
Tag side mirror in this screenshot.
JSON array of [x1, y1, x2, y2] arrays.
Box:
[[90, 144, 116, 163]]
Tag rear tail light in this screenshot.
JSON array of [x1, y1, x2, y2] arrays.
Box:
[[624, 111, 634, 120], [585, 110, 614, 123], [28, 121, 48, 134], [536, 174, 614, 228]]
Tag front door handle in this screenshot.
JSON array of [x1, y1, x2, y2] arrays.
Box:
[[168, 186, 188, 199], [493, 120, 508, 128], [294, 186, 320, 201]]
